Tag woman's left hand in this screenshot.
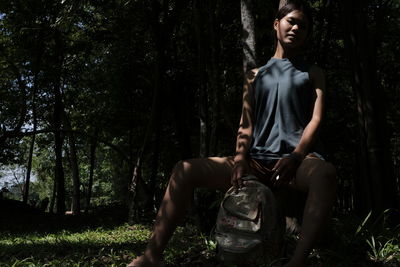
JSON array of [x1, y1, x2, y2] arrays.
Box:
[[271, 156, 302, 187]]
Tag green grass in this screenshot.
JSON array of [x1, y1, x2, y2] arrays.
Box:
[[0, 210, 399, 267], [0, 224, 149, 267], [305, 211, 400, 267], [0, 222, 217, 267]]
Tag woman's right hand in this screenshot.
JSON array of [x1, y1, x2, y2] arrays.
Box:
[[231, 157, 249, 192]]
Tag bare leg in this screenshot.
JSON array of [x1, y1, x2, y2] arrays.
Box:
[[284, 157, 337, 267], [127, 157, 234, 267]]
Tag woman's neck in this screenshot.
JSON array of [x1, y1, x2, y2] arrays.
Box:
[[272, 43, 300, 59]]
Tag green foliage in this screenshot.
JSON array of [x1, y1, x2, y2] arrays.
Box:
[[303, 210, 400, 266], [360, 210, 400, 265], [1, 211, 399, 266], [0, 220, 219, 266], [366, 236, 400, 264], [0, 0, 399, 265], [0, 0, 399, 216]]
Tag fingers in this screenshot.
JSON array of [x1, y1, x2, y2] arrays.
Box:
[[271, 159, 282, 182], [271, 171, 279, 183], [274, 168, 291, 187], [231, 160, 249, 193], [237, 176, 244, 189], [231, 172, 238, 192], [231, 168, 240, 193], [271, 158, 296, 187], [272, 159, 282, 172], [231, 173, 243, 193], [232, 178, 239, 193]]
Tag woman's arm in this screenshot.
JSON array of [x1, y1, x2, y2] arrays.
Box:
[[292, 65, 325, 158], [231, 68, 258, 191], [272, 65, 325, 186]]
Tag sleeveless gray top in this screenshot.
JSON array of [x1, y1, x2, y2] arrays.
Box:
[[249, 57, 325, 162]]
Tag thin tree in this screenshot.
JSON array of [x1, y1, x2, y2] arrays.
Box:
[[341, 0, 398, 214], [85, 131, 97, 214], [63, 110, 81, 215], [241, 0, 257, 74], [23, 36, 43, 204], [194, 0, 208, 158], [53, 29, 66, 215], [128, 0, 163, 222]]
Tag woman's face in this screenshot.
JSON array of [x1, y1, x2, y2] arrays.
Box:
[[274, 10, 309, 48]]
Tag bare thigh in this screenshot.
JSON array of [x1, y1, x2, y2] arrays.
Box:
[[292, 157, 337, 193], [173, 156, 235, 192]]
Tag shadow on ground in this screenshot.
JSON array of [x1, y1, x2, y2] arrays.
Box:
[[0, 199, 130, 233]]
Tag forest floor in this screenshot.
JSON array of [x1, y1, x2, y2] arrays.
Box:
[[0, 203, 399, 267]]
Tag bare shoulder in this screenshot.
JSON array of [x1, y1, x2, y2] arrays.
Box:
[[245, 68, 259, 84]]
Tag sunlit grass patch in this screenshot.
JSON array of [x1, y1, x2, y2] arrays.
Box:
[[0, 212, 399, 267], [0, 223, 216, 267], [0, 224, 151, 267]]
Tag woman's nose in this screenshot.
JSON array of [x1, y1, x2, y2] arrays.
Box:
[[292, 24, 299, 31]]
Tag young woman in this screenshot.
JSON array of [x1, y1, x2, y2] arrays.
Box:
[[128, 2, 337, 267]]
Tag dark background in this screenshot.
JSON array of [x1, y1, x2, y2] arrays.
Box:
[[0, 0, 399, 222]]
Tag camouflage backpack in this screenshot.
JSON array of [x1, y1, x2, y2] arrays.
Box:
[[215, 174, 284, 265]]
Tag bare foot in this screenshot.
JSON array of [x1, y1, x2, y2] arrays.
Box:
[[126, 255, 166, 267]]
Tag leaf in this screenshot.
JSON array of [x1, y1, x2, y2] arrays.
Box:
[[355, 210, 372, 236]]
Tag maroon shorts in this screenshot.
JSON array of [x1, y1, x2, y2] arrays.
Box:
[[248, 154, 321, 188], [248, 158, 277, 188], [248, 156, 315, 218]]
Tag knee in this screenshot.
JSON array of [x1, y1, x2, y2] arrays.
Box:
[[172, 159, 192, 184], [172, 160, 186, 177], [173, 160, 184, 172]]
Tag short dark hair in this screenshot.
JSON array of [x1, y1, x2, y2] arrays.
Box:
[[272, 1, 314, 46]]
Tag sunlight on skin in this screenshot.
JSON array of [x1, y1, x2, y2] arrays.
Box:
[[127, 157, 234, 267], [129, 7, 337, 267]]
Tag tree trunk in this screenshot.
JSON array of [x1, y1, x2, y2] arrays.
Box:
[[23, 135, 35, 204], [49, 177, 57, 214], [85, 132, 97, 214], [54, 132, 65, 215], [22, 35, 43, 205], [53, 30, 66, 215], [23, 77, 38, 204], [206, 0, 221, 156], [63, 111, 81, 215], [341, 0, 398, 214], [241, 0, 257, 74], [22, 70, 38, 204], [128, 0, 165, 222], [148, 124, 161, 212], [194, 0, 209, 158], [127, 0, 184, 222]]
